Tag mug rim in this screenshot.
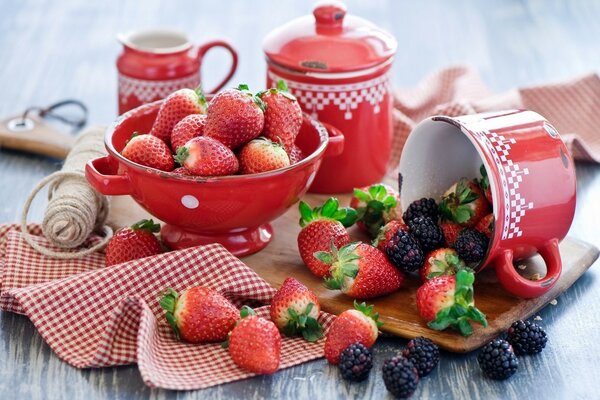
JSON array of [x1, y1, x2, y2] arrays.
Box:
[[118, 28, 192, 55]]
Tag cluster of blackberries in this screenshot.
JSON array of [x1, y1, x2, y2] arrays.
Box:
[[478, 320, 548, 380], [385, 197, 489, 273], [338, 337, 440, 398]]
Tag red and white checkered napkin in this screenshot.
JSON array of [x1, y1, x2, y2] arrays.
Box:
[[389, 66, 600, 169], [0, 224, 335, 390]]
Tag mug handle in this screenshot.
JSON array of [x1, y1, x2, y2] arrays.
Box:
[[85, 156, 131, 196], [195, 40, 238, 94], [321, 122, 344, 157], [494, 238, 562, 298]]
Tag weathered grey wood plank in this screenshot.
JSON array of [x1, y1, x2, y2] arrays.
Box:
[[1, 0, 600, 399]]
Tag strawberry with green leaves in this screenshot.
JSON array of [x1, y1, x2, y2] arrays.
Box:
[[416, 269, 487, 336], [174, 136, 239, 176], [205, 84, 265, 149], [324, 301, 382, 364], [420, 248, 467, 282], [350, 183, 401, 238], [226, 306, 281, 374], [121, 133, 174, 172], [317, 242, 404, 299], [239, 137, 290, 174], [477, 164, 493, 204], [439, 178, 491, 228], [105, 219, 163, 266], [258, 80, 303, 153], [297, 198, 357, 278], [269, 277, 323, 342], [150, 87, 207, 145], [159, 286, 238, 343]]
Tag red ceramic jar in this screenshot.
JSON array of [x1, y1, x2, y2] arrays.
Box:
[[263, 1, 397, 193], [400, 110, 577, 298], [117, 29, 238, 114]]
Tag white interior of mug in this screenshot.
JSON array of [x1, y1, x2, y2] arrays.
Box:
[[399, 118, 498, 219], [118, 29, 191, 54]]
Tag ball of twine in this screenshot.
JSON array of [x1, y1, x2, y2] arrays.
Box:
[[20, 127, 113, 259]]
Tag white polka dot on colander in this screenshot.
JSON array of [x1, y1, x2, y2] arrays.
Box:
[[181, 195, 199, 209]]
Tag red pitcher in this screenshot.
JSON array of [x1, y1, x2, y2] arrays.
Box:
[[263, 1, 397, 193], [117, 29, 238, 114]]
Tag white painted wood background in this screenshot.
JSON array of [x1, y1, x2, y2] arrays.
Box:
[[1, 0, 599, 398]]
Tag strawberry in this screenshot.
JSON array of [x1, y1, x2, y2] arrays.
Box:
[[227, 306, 281, 374], [105, 219, 162, 266], [324, 301, 382, 364], [269, 277, 323, 342], [258, 80, 303, 153], [416, 269, 487, 336], [150, 87, 207, 145], [121, 133, 174, 171], [350, 183, 401, 238], [205, 84, 265, 149], [171, 166, 190, 176], [440, 221, 463, 247], [420, 248, 467, 282], [475, 213, 494, 239], [174, 136, 238, 176], [239, 137, 290, 174], [289, 145, 305, 164], [170, 113, 206, 151], [159, 286, 238, 343], [372, 220, 409, 251], [318, 242, 404, 299], [297, 198, 357, 278], [477, 164, 493, 205], [439, 178, 491, 227]]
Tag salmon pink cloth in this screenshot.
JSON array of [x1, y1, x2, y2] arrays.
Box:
[[389, 66, 600, 169], [0, 224, 335, 390]]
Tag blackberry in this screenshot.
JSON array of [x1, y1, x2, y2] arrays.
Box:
[[454, 229, 489, 264], [385, 230, 424, 273], [477, 339, 519, 380], [506, 320, 548, 355], [401, 337, 440, 377], [403, 198, 439, 223], [407, 216, 445, 252], [338, 343, 373, 382], [382, 356, 419, 398]]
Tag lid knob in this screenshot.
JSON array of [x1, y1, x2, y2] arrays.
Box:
[[313, 1, 347, 29]]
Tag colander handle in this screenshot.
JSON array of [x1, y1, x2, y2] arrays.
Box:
[[494, 238, 562, 298], [85, 156, 131, 196]]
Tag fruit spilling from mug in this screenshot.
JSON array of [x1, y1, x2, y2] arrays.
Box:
[[120, 80, 305, 175], [297, 165, 494, 337]]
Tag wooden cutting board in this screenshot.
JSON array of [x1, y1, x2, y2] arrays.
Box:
[[108, 190, 599, 353]]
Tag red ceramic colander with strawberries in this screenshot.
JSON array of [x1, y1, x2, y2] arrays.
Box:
[[399, 110, 576, 298], [85, 100, 344, 256]]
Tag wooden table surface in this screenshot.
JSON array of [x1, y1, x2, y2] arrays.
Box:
[[1, 1, 599, 399]]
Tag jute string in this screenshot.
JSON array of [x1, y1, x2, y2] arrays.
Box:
[[20, 127, 113, 259]]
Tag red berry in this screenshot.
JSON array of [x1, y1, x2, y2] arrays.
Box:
[[170, 114, 206, 151], [239, 137, 290, 174], [121, 134, 174, 171], [174, 136, 238, 176], [105, 219, 162, 266], [150, 88, 207, 146], [258, 80, 302, 153]]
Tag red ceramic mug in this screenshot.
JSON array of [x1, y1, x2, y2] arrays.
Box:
[[117, 29, 238, 114], [399, 110, 576, 298]]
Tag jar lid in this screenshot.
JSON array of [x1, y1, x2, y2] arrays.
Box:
[[262, 1, 397, 74]]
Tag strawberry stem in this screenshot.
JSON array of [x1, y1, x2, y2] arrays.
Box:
[[353, 184, 398, 237], [282, 302, 324, 342], [131, 219, 160, 233], [159, 288, 180, 340], [298, 198, 358, 228]]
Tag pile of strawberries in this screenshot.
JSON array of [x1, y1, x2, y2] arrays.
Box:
[[159, 277, 323, 374], [121, 80, 306, 176], [296, 166, 494, 337]]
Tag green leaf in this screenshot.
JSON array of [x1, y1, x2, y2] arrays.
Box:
[[313, 251, 333, 264], [283, 323, 297, 337], [221, 338, 230, 348], [132, 219, 161, 233], [467, 307, 488, 327], [353, 189, 371, 203], [367, 200, 385, 212], [341, 262, 359, 278], [427, 271, 444, 279], [165, 312, 180, 340], [237, 83, 250, 92], [480, 164, 487, 178], [174, 146, 189, 164], [432, 259, 447, 269], [321, 198, 339, 217], [324, 277, 341, 290], [382, 195, 397, 208], [277, 79, 288, 92], [240, 305, 256, 319], [305, 302, 314, 316], [339, 208, 358, 227], [457, 318, 474, 336], [298, 201, 313, 227], [455, 206, 473, 223]]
